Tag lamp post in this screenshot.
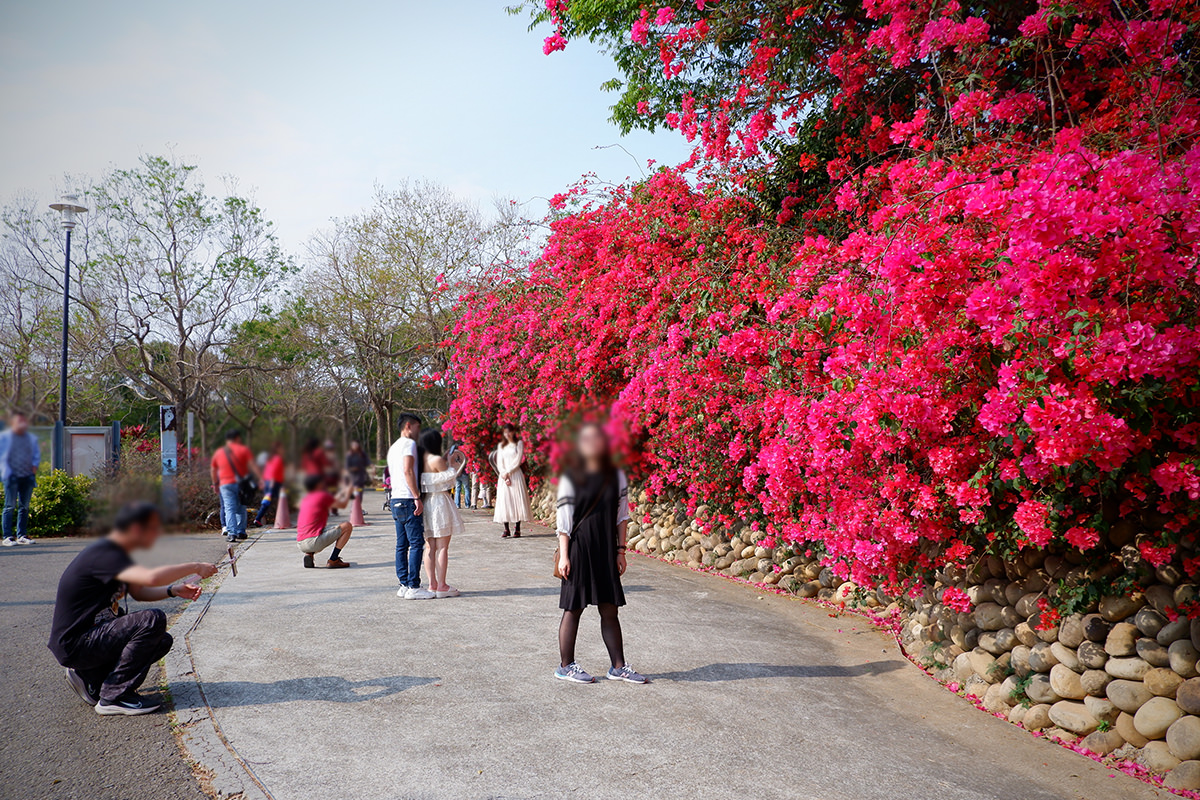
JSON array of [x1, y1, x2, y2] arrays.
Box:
[[48, 193, 87, 472]]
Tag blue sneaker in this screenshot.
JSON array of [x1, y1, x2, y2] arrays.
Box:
[[607, 665, 649, 684], [554, 662, 595, 683]]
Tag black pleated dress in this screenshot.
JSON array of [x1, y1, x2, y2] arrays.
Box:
[[559, 470, 626, 611]]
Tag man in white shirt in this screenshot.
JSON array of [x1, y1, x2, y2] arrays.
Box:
[[387, 414, 432, 599]]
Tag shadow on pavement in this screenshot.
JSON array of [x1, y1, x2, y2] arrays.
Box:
[[200, 675, 437, 707], [653, 660, 906, 682], [465, 584, 655, 598]]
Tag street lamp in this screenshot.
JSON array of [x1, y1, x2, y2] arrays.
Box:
[[48, 193, 87, 472]]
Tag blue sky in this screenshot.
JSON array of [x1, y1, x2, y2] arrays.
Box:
[[0, 0, 692, 250]]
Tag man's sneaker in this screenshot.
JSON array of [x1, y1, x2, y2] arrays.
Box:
[[397, 585, 410, 598], [554, 662, 595, 683], [303, 554, 315, 569], [1, 538, 14, 547], [405, 587, 436, 600], [607, 665, 649, 684], [236, 532, 248, 541], [95, 693, 162, 716], [15, 536, 34, 545], [64, 668, 99, 706], [226, 536, 238, 544], [326, 557, 350, 569], [435, 586, 461, 598]]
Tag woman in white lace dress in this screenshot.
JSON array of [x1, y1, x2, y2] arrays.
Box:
[[493, 424, 532, 538], [419, 429, 466, 598]]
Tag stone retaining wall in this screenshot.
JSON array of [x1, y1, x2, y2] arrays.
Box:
[[533, 483, 1200, 794]]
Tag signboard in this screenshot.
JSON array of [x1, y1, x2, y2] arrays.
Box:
[[160, 405, 178, 475]]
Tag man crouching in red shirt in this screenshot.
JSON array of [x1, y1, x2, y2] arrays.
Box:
[[296, 474, 354, 569]]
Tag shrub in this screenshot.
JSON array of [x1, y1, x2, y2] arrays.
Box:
[[11, 470, 94, 537]]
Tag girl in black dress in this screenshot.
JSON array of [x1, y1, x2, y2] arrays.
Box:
[[554, 423, 647, 684]]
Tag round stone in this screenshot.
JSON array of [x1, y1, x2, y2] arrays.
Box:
[[1135, 696, 1184, 740], [1107, 679, 1154, 713], [1026, 673, 1062, 705], [1164, 761, 1200, 791], [1059, 614, 1086, 648], [1079, 729, 1125, 756], [1136, 605, 1169, 638], [1010, 645, 1032, 677], [1049, 700, 1100, 735], [1170, 641, 1200, 680], [1159, 618, 1192, 646], [1167, 716, 1200, 762], [1143, 740, 1182, 774], [968, 648, 998, 683], [1105, 656, 1152, 681], [982, 681, 1012, 713], [975, 602, 1006, 631], [1178, 678, 1200, 715], [1099, 593, 1145, 622], [1106, 622, 1139, 657], [1082, 613, 1111, 643], [1137, 637, 1171, 668], [1015, 592, 1042, 619], [1145, 667, 1185, 698], [1014, 621, 1039, 647], [1050, 664, 1086, 700], [1008, 703, 1027, 724], [1080, 669, 1112, 697], [1083, 694, 1119, 724], [1023, 703, 1052, 730], [1077, 641, 1108, 670], [1029, 641, 1059, 673], [1117, 711, 1150, 747], [1050, 642, 1081, 672]]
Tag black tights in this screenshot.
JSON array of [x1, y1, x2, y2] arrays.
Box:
[[559, 603, 624, 669]]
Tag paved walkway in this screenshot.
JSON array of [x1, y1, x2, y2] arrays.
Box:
[[173, 495, 1166, 800]]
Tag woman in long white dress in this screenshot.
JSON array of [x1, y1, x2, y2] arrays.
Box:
[[493, 424, 532, 538], [419, 429, 466, 598]]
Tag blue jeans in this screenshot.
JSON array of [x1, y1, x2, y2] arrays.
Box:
[[2, 474, 35, 540], [219, 483, 246, 538], [454, 474, 471, 508], [391, 499, 424, 588]]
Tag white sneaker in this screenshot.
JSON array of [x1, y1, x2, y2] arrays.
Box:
[[1, 538, 14, 547], [15, 536, 33, 545], [435, 586, 460, 598], [397, 586, 410, 598], [406, 587, 436, 600]]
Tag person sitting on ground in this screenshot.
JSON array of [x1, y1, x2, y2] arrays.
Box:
[[296, 474, 354, 569], [419, 429, 467, 598], [47, 502, 217, 715]]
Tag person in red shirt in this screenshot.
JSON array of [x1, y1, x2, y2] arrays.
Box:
[[252, 442, 287, 527], [296, 474, 354, 569], [209, 430, 262, 543], [300, 438, 333, 480]]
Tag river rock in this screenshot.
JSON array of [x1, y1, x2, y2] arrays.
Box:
[[968, 648, 998, 683], [1159, 618, 1192, 646], [1193, 618, 1200, 649], [1083, 695, 1119, 724], [982, 682, 1011, 713], [1026, 673, 1062, 705], [1029, 641, 1059, 673], [1168, 716, 1200, 762], [1010, 645, 1032, 677], [1107, 679, 1153, 713], [1106, 622, 1139, 657], [1135, 697, 1184, 739], [1059, 615, 1085, 648], [978, 631, 1008, 655], [1099, 593, 1145, 622], [1015, 592, 1042, 619], [1014, 621, 1039, 647], [1170, 641, 1200, 679], [1136, 606, 1169, 638], [1050, 642, 1081, 672], [1082, 613, 1111, 643], [1144, 741, 1182, 773], [1008, 703, 1027, 725], [1106, 656, 1151, 681], [797, 580, 821, 598], [1116, 710, 1149, 747], [1049, 700, 1100, 735], [1079, 729, 1125, 756], [1080, 669, 1112, 697], [1178, 678, 1200, 715], [1164, 761, 1200, 791], [1137, 637, 1171, 668], [1050, 664, 1086, 700], [977, 602, 1012, 631], [1023, 703, 1052, 730], [1146, 667, 1184, 698], [1077, 641, 1108, 670]]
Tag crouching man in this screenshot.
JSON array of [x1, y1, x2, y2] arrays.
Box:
[[297, 474, 354, 569], [47, 502, 217, 715]]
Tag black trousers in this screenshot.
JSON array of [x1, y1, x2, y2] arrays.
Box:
[[64, 609, 173, 702]]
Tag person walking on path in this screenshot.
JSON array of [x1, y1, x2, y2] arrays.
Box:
[[47, 502, 217, 715], [252, 442, 287, 527], [296, 474, 354, 569], [554, 423, 647, 685], [493, 424, 531, 538], [346, 440, 371, 501], [419, 429, 466, 598], [210, 430, 261, 544], [1, 410, 39, 546], [388, 414, 433, 599]]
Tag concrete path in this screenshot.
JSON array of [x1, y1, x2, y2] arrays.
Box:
[[175, 495, 1166, 800]]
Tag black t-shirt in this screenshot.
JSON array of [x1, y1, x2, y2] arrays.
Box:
[[47, 538, 134, 663]]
